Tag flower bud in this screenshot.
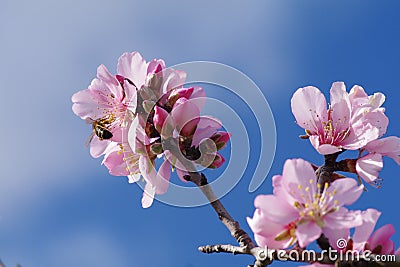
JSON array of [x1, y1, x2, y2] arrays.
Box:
[[211, 131, 231, 150], [209, 153, 225, 169], [153, 106, 169, 133]]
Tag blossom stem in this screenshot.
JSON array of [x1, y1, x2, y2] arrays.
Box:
[[199, 244, 400, 267], [163, 138, 255, 249], [183, 172, 255, 248]]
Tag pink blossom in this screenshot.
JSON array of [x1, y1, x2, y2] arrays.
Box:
[[248, 159, 363, 248], [72, 64, 137, 157], [73, 51, 230, 208], [154, 99, 230, 174], [291, 82, 388, 155], [356, 136, 400, 183], [324, 208, 399, 256]]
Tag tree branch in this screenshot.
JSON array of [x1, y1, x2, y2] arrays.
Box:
[[163, 138, 255, 249], [198, 244, 400, 267]]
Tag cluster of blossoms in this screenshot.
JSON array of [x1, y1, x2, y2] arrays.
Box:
[[290, 82, 400, 185], [72, 52, 399, 264], [248, 83, 400, 258], [72, 52, 230, 208]]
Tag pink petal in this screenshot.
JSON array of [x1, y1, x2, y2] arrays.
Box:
[[329, 178, 363, 206], [142, 183, 156, 208], [89, 137, 112, 158], [209, 153, 225, 169], [296, 222, 322, 248], [171, 98, 200, 136], [365, 136, 400, 164], [349, 85, 369, 109], [139, 155, 157, 185], [247, 210, 293, 249], [368, 92, 386, 109], [291, 86, 327, 132], [147, 59, 166, 75], [316, 143, 342, 155], [161, 69, 187, 94], [324, 208, 362, 229], [356, 153, 383, 183], [192, 126, 220, 148], [363, 110, 389, 137], [117, 52, 147, 88], [71, 89, 104, 120], [322, 227, 350, 250], [329, 82, 351, 133], [254, 195, 298, 225], [380, 239, 395, 255], [96, 65, 124, 101], [368, 224, 395, 252], [153, 106, 169, 133], [155, 160, 171, 194], [102, 148, 129, 176], [342, 123, 379, 150], [169, 87, 194, 101], [281, 159, 317, 199], [188, 86, 206, 110], [353, 209, 382, 245], [124, 81, 138, 113]]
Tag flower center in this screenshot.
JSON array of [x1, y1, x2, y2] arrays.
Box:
[[292, 181, 339, 227]]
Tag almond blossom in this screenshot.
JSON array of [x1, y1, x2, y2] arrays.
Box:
[[128, 89, 230, 206], [153, 96, 230, 180], [324, 208, 400, 255], [72, 52, 233, 208], [291, 82, 388, 155], [72, 64, 138, 158], [247, 158, 363, 248]]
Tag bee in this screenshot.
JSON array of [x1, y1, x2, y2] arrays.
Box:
[[85, 114, 115, 146]]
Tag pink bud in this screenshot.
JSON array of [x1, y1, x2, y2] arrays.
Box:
[[168, 87, 194, 106], [209, 153, 225, 169], [211, 131, 231, 150], [153, 106, 169, 133]]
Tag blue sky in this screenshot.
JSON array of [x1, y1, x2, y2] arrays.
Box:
[[1, 1, 399, 266]]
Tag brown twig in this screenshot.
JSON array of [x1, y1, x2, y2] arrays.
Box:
[[163, 137, 255, 249], [198, 244, 400, 267]]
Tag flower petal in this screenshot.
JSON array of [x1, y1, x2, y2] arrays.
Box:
[[356, 153, 383, 183], [155, 160, 171, 194], [280, 159, 317, 201], [142, 183, 156, 208], [296, 222, 322, 247], [117, 52, 147, 88], [322, 227, 350, 250], [368, 224, 395, 253], [353, 209, 381, 245], [247, 209, 293, 249], [171, 98, 200, 137], [291, 86, 327, 132], [329, 178, 363, 206], [330, 82, 351, 133], [365, 136, 400, 165], [254, 195, 298, 225]]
